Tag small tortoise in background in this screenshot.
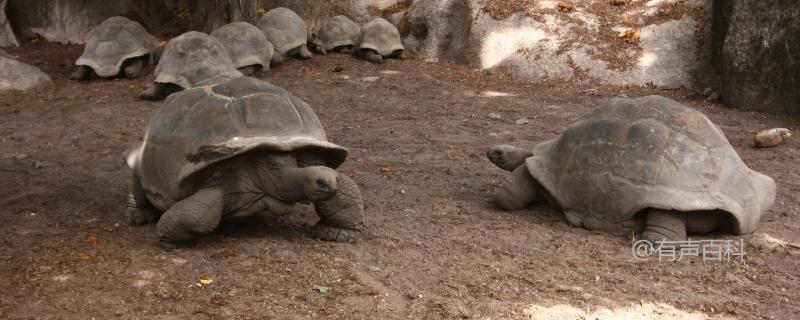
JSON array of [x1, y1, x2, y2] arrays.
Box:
[[139, 31, 243, 101], [312, 15, 360, 55], [486, 95, 776, 243], [71, 16, 159, 81], [354, 18, 407, 63], [210, 22, 281, 76], [125, 77, 363, 244], [256, 7, 313, 60]]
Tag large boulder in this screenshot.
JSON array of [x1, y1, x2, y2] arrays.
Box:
[[402, 0, 711, 88], [6, 0, 136, 44], [259, 0, 410, 37], [713, 0, 800, 115], [0, 50, 53, 91], [0, 0, 17, 46]]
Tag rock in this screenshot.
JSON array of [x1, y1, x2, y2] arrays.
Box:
[[14, 153, 29, 160], [367, 266, 380, 272], [713, 0, 800, 114], [6, 0, 138, 44], [362, 76, 379, 82], [583, 88, 599, 96], [0, 0, 18, 46], [333, 65, 344, 72], [380, 70, 400, 75], [260, 0, 411, 36], [424, 57, 439, 63], [402, 0, 708, 87], [0, 51, 53, 92], [515, 118, 530, 125], [336, 74, 350, 81], [488, 112, 501, 119]]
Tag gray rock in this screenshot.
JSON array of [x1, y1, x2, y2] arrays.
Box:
[[362, 76, 379, 82], [0, 0, 18, 46], [6, 0, 136, 44], [713, 0, 800, 114], [0, 52, 53, 92], [488, 113, 501, 119], [402, 0, 707, 88]]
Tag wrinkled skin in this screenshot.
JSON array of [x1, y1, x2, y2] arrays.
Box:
[[70, 57, 145, 81], [139, 83, 183, 101], [486, 144, 730, 243], [127, 151, 363, 245]]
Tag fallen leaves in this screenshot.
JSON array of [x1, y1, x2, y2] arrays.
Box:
[[199, 278, 214, 286], [77, 252, 92, 261], [379, 165, 391, 176], [617, 28, 640, 43], [86, 234, 97, 245], [558, 1, 575, 12]]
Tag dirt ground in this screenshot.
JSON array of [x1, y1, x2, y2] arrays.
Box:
[[1, 41, 798, 320]]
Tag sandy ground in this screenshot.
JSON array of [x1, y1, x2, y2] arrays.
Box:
[[0, 41, 798, 319]]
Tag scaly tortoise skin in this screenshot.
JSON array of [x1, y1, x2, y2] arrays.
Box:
[[71, 16, 159, 81], [125, 77, 364, 245], [487, 95, 776, 243]]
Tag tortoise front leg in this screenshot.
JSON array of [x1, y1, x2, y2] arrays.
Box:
[[297, 45, 313, 59], [156, 188, 224, 243], [493, 166, 539, 210], [238, 65, 256, 76], [123, 58, 145, 79], [641, 209, 687, 243], [312, 173, 363, 243], [364, 50, 383, 63], [486, 145, 533, 172], [126, 174, 161, 225]]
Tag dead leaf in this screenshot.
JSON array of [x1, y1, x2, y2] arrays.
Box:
[[610, 0, 628, 6], [221, 247, 237, 257], [199, 278, 214, 286], [86, 234, 97, 245], [77, 252, 92, 261], [617, 29, 640, 43], [558, 1, 575, 12], [379, 165, 391, 176]]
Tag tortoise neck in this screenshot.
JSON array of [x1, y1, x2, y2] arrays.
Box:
[[253, 153, 310, 203]]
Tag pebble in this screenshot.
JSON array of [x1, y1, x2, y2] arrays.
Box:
[[333, 65, 344, 72], [380, 70, 400, 75], [336, 75, 350, 81], [368, 266, 380, 272], [515, 118, 530, 125], [583, 88, 599, 96], [488, 113, 501, 119], [362, 76, 379, 82], [14, 153, 29, 160], [170, 257, 187, 265], [424, 58, 439, 63]]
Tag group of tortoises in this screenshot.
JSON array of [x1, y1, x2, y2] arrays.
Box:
[[71, 9, 407, 101], [71, 9, 776, 247]]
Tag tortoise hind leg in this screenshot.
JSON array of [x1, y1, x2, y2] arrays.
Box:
[[486, 144, 533, 171], [156, 188, 224, 243], [493, 166, 539, 210], [123, 58, 145, 79], [364, 50, 383, 63], [70, 65, 95, 81], [312, 173, 363, 243], [126, 174, 161, 225], [642, 209, 687, 243]]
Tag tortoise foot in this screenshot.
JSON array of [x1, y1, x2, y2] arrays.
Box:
[[312, 223, 359, 243]]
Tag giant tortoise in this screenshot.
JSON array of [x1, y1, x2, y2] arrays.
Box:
[[125, 77, 363, 244], [210, 22, 281, 76], [71, 16, 159, 81], [256, 7, 312, 60], [354, 18, 406, 63], [139, 31, 243, 101], [311, 15, 360, 55], [486, 95, 776, 243]]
